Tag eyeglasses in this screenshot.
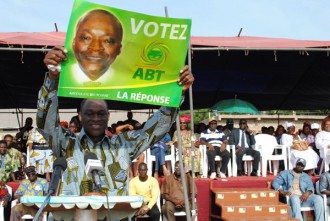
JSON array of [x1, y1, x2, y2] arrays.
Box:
[[26, 172, 36, 177], [239, 122, 247, 125], [210, 122, 217, 125]]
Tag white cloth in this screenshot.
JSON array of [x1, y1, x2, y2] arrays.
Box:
[[71, 63, 114, 87], [315, 131, 330, 160], [281, 133, 319, 170]]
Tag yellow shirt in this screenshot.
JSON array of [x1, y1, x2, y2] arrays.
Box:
[[128, 176, 159, 209]]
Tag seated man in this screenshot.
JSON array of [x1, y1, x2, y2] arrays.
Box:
[[272, 158, 324, 221], [10, 166, 48, 221], [199, 118, 230, 179], [0, 140, 18, 183], [319, 163, 330, 206], [161, 161, 197, 221], [129, 163, 160, 221], [229, 119, 260, 176]]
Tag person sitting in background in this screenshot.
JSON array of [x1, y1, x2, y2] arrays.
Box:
[[10, 166, 48, 221], [299, 124, 312, 140], [15, 117, 33, 154], [319, 163, 330, 206], [223, 119, 234, 137], [229, 119, 260, 176], [310, 123, 320, 156], [281, 122, 319, 174], [4, 135, 24, 181], [161, 161, 197, 221], [199, 118, 230, 179], [68, 119, 80, 135], [173, 115, 201, 175], [316, 117, 330, 168], [275, 125, 286, 144], [0, 140, 18, 183], [150, 133, 172, 178], [267, 126, 275, 136], [129, 163, 160, 221], [272, 158, 324, 221], [123, 111, 140, 130]]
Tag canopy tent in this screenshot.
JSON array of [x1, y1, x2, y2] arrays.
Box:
[[1, 32, 330, 111]]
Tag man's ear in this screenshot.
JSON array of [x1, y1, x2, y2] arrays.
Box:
[[108, 111, 110, 121], [72, 38, 76, 52], [78, 112, 82, 122], [118, 44, 122, 55]]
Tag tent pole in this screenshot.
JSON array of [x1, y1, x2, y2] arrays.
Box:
[[188, 38, 197, 219], [164, 6, 192, 221]]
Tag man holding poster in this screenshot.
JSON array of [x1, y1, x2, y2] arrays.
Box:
[[38, 44, 194, 198], [58, 0, 192, 108], [71, 9, 123, 85]]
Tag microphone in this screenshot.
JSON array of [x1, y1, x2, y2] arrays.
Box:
[[84, 152, 103, 192], [48, 157, 67, 195]]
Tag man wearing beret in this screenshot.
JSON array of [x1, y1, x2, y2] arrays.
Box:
[[10, 166, 48, 221]]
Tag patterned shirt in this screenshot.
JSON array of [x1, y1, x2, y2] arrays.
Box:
[[36, 73, 180, 196], [15, 177, 48, 197], [27, 128, 55, 174], [0, 153, 17, 182]]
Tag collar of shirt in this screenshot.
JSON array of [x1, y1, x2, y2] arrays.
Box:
[[72, 63, 113, 86], [207, 129, 219, 134]]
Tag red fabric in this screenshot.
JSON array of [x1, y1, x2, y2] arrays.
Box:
[[1, 32, 330, 49], [6, 181, 20, 195], [0, 182, 9, 198]]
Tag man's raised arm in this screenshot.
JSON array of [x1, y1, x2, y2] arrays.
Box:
[[36, 46, 67, 157]]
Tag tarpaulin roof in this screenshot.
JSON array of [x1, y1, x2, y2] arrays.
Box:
[[1, 32, 330, 110]]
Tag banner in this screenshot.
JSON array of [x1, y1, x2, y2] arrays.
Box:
[[58, 0, 191, 107]]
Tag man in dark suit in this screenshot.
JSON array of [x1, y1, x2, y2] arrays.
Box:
[[229, 119, 260, 176]]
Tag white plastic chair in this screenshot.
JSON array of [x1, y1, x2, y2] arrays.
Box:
[[255, 134, 288, 177], [315, 180, 329, 221], [146, 145, 175, 177], [200, 144, 232, 178], [231, 145, 261, 177]]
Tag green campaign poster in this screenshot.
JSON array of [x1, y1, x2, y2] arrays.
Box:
[[58, 0, 191, 107]]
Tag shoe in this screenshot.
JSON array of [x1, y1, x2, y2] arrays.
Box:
[[218, 172, 226, 178], [210, 172, 217, 179], [250, 171, 258, 176], [237, 171, 244, 176]]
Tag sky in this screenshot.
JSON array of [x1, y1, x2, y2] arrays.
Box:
[[1, 0, 330, 40]]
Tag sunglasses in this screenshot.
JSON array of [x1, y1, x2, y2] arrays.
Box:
[[26, 172, 36, 177]]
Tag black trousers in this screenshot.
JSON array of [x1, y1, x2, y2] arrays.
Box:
[[207, 146, 230, 174], [133, 203, 160, 221], [236, 147, 260, 172]]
